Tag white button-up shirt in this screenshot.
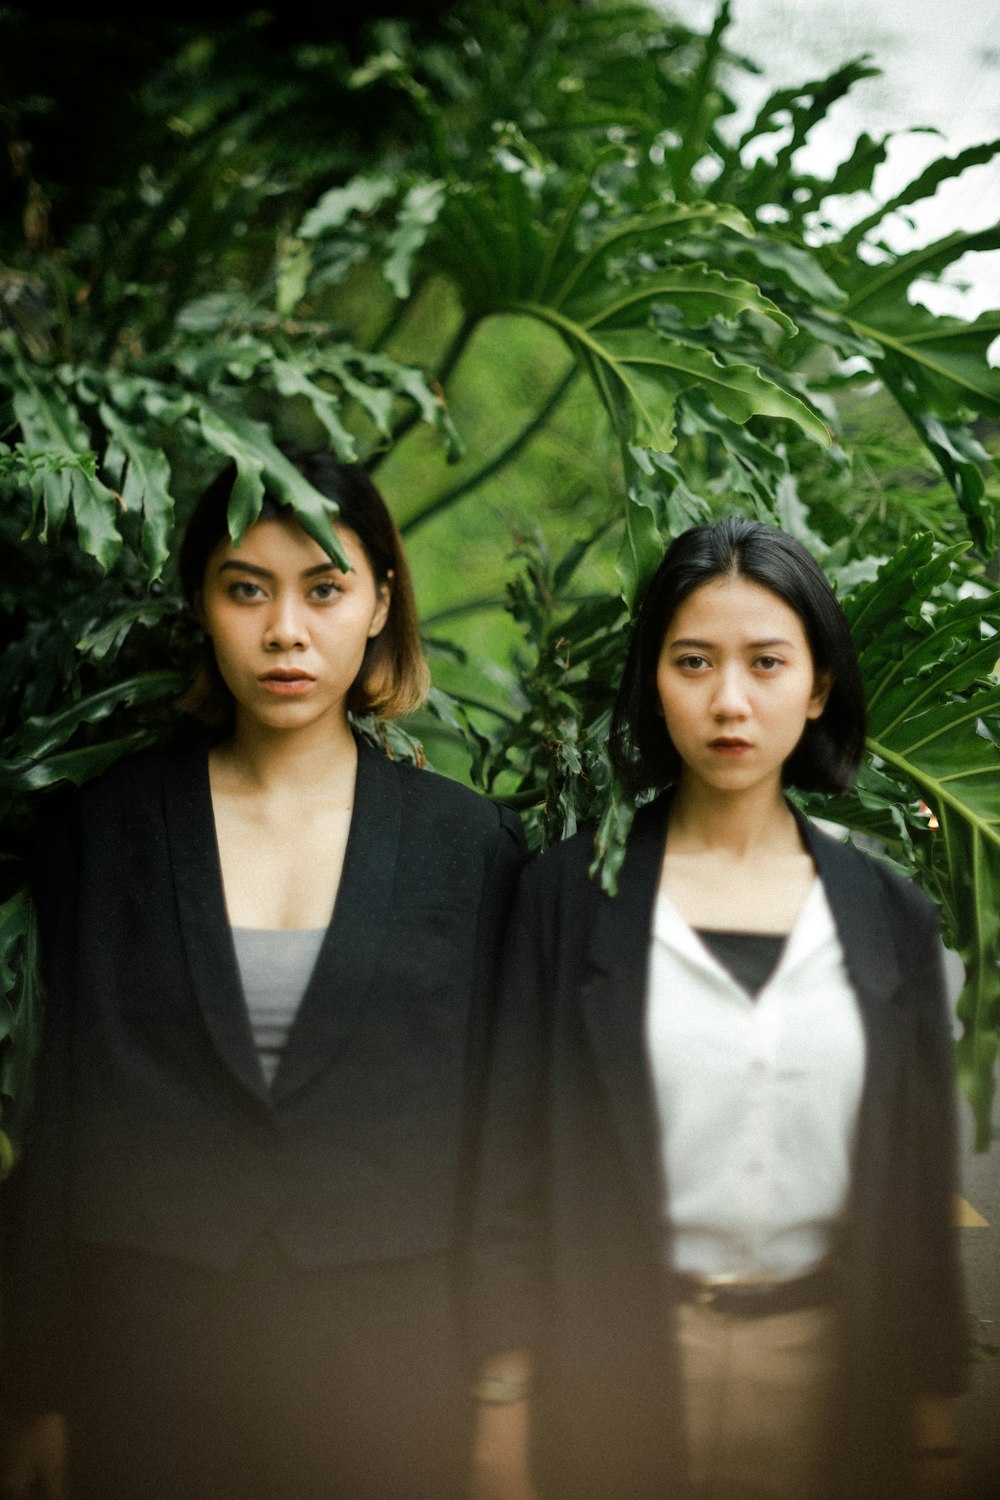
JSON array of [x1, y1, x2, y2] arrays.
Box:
[[646, 878, 866, 1281]]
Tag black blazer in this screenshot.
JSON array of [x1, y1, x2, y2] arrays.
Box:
[[472, 795, 967, 1500], [4, 734, 524, 1412]]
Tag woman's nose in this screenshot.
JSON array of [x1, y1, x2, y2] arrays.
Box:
[[710, 665, 750, 718], [263, 595, 308, 651]]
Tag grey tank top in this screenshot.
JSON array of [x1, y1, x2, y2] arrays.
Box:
[[231, 927, 325, 1088]]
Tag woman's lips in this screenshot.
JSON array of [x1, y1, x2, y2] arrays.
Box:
[[258, 671, 315, 696], [708, 737, 751, 755]]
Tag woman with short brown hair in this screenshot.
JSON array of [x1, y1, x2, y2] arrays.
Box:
[[3, 450, 524, 1500]]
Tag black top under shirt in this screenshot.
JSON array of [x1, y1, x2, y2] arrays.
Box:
[[694, 930, 786, 997]]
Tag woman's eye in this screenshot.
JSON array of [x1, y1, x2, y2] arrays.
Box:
[[755, 654, 782, 671], [228, 581, 263, 601], [310, 581, 342, 601], [677, 654, 710, 671]]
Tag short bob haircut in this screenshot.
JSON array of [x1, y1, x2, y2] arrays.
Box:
[[609, 515, 866, 798], [179, 446, 430, 728]]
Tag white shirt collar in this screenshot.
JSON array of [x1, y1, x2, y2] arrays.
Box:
[[653, 877, 837, 998]]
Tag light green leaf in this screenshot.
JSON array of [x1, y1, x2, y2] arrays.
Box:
[[870, 699, 1000, 1148], [270, 359, 358, 460], [615, 487, 663, 610], [850, 303, 1000, 418], [384, 179, 447, 298], [298, 173, 398, 239], [12, 379, 121, 570], [841, 138, 1000, 253], [375, 362, 463, 461], [99, 404, 175, 579], [734, 57, 882, 162], [275, 241, 313, 316], [821, 130, 889, 200], [196, 405, 350, 567], [547, 200, 755, 308], [589, 784, 636, 898], [595, 326, 831, 448], [840, 538, 1000, 1143], [691, 236, 847, 307], [843, 219, 1000, 309], [196, 403, 266, 541], [76, 601, 176, 662], [577, 262, 796, 335]]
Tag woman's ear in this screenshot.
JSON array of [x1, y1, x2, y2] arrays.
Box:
[[368, 569, 393, 639], [807, 669, 833, 720]]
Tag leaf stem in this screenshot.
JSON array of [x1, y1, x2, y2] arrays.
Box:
[[370, 274, 429, 353], [401, 366, 577, 534], [373, 312, 477, 463]]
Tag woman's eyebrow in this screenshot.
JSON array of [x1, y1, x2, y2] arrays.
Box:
[[218, 560, 272, 578], [668, 636, 795, 649], [216, 560, 342, 579]]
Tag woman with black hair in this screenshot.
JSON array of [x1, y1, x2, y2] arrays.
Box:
[[2, 451, 524, 1500], [470, 517, 965, 1500]]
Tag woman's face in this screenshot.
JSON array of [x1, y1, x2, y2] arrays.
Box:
[[655, 574, 830, 800], [198, 514, 391, 737]]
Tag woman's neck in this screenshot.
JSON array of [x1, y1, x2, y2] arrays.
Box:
[[212, 712, 358, 803], [667, 777, 801, 860]]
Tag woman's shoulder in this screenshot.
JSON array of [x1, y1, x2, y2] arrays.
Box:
[[520, 793, 668, 899], [380, 750, 524, 843], [26, 741, 185, 908], [30, 742, 170, 828], [516, 823, 596, 904], [71, 736, 195, 815], [807, 815, 939, 934], [866, 845, 939, 931]]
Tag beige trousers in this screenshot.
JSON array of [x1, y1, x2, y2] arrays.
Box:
[[676, 1301, 837, 1500]]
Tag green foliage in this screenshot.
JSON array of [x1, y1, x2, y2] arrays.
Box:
[[1, 0, 999, 1148], [823, 538, 1000, 1149]]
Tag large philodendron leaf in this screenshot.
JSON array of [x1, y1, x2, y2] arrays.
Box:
[[870, 696, 1000, 1150], [947, 811, 1000, 1151], [536, 199, 756, 310], [0, 673, 185, 808], [195, 405, 350, 568], [99, 404, 175, 580], [10, 369, 122, 571], [840, 536, 1000, 1144], [298, 152, 827, 466], [838, 137, 1000, 256], [505, 314, 831, 456], [840, 228, 1000, 419], [573, 262, 796, 336], [717, 56, 883, 222], [434, 170, 828, 455], [2, 672, 185, 767]]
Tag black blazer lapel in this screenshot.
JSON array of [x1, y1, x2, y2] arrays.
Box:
[[580, 796, 670, 1223], [794, 810, 903, 1197], [163, 742, 271, 1105], [794, 811, 901, 1009], [271, 736, 402, 1103]]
